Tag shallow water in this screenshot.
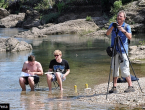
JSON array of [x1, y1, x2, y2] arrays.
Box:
[[0, 28, 145, 109]]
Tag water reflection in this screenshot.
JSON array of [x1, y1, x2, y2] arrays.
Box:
[[20, 91, 45, 110], [1, 28, 145, 110], [0, 28, 28, 38]]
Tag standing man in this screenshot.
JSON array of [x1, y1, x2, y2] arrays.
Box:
[[106, 10, 135, 93], [46, 50, 70, 91], [19, 55, 43, 91]]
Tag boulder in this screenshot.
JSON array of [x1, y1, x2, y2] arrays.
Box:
[[22, 10, 41, 29], [13, 19, 99, 38], [0, 13, 25, 28], [0, 8, 10, 19], [23, 19, 41, 29], [129, 45, 145, 60], [0, 38, 32, 52], [123, 1, 145, 33]]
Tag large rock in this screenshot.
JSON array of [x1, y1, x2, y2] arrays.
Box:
[[13, 19, 99, 38], [0, 38, 32, 52], [129, 45, 145, 60], [123, 1, 145, 33], [23, 19, 41, 29], [22, 10, 41, 29], [0, 13, 25, 28], [0, 8, 10, 19]]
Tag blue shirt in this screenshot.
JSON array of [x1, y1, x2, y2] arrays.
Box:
[[109, 22, 132, 53]]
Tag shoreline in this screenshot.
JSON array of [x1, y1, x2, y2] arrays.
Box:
[[77, 77, 145, 108]]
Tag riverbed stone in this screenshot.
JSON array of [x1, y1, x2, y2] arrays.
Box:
[[78, 77, 145, 108]]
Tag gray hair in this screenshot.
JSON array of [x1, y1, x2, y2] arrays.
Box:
[[117, 10, 126, 18]]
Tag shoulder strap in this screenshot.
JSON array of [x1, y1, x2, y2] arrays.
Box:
[[124, 23, 130, 44], [124, 23, 128, 31]]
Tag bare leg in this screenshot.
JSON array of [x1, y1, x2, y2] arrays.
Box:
[[55, 72, 63, 90], [46, 74, 53, 91], [126, 76, 132, 86], [113, 77, 118, 87], [28, 77, 35, 91], [19, 77, 26, 91]]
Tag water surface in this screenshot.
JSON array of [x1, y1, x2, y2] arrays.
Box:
[[0, 28, 145, 109]]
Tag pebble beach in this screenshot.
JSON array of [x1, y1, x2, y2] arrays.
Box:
[[77, 77, 145, 108]]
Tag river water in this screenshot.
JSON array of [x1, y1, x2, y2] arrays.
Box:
[[0, 28, 145, 110]]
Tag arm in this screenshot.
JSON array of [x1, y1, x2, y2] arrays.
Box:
[[33, 63, 43, 76], [106, 26, 114, 36], [22, 62, 28, 72], [63, 69, 70, 77], [117, 25, 132, 40], [48, 68, 53, 72]]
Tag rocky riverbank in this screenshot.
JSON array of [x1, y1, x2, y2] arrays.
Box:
[[78, 77, 145, 108]]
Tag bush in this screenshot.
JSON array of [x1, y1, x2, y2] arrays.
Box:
[[111, 0, 122, 15], [34, 0, 50, 10], [86, 16, 92, 21], [56, 2, 66, 13], [0, 0, 8, 8], [41, 12, 60, 24]]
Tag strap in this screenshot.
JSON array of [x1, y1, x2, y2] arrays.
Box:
[[124, 23, 130, 44], [124, 23, 128, 31]]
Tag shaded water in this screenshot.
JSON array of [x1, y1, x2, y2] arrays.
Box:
[[0, 28, 145, 109]]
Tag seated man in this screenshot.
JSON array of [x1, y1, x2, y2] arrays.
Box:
[[46, 50, 70, 91], [19, 55, 43, 91]]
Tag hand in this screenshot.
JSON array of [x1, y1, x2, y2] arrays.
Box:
[[112, 23, 118, 28], [26, 70, 31, 74], [29, 72, 35, 76], [26, 70, 34, 76], [117, 25, 126, 32], [62, 75, 66, 80]]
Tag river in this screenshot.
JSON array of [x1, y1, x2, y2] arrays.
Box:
[[0, 28, 145, 110]]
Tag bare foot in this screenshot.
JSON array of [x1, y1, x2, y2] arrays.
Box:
[[59, 88, 63, 91]]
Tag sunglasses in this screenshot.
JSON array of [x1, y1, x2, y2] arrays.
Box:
[[54, 55, 59, 57]]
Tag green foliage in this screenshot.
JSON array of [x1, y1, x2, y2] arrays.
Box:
[[41, 12, 60, 24], [86, 16, 92, 21], [139, 41, 145, 45], [34, 0, 50, 10], [0, 0, 4, 2], [56, 2, 66, 13], [111, 0, 122, 15], [0, 0, 8, 8], [109, 15, 117, 23]]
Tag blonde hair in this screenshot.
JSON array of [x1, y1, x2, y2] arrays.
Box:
[[117, 10, 126, 18], [53, 50, 62, 55]]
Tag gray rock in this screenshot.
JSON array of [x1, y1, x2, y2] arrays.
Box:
[[13, 19, 99, 38], [22, 10, 40, 29], [0, 8, 10, 19], [0, 38, 32, 52], [0, 13, 25, 28]]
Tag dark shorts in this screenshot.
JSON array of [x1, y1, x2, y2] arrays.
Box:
[[24, 76, 39, 85]]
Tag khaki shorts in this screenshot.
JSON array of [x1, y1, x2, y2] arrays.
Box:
[[51, 72, 66, 82], [111, 53, 130, 77]]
